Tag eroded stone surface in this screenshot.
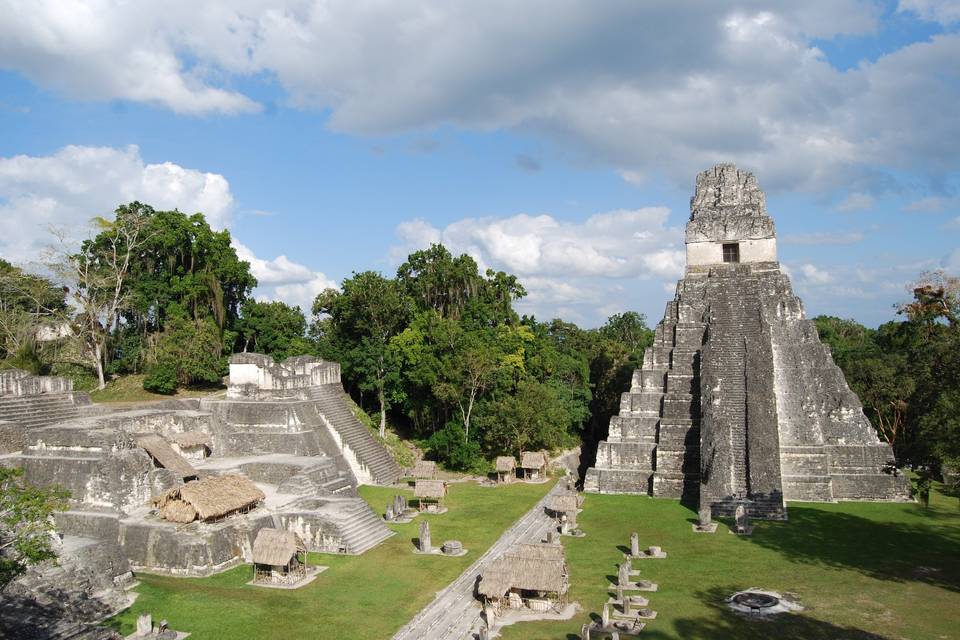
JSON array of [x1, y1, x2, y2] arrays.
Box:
[[585, 165, 910, 517]]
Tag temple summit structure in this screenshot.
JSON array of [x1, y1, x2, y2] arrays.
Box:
[[585, 164, 910, 519]]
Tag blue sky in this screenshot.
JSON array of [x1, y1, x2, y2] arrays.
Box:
[[1, 1, 958, 328]]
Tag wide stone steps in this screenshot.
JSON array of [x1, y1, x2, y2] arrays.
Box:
[[306, 385, 400, 485], [334, 500, 394, 554]]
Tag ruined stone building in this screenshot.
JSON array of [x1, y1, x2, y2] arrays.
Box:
[[585, 164, 910, 518], [0, 354, 400, 594]]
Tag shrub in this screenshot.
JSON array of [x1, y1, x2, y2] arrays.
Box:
[[426, 422, 484, 472], [143, 360, 178, 395]]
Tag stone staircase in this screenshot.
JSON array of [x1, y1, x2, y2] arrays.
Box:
[[0, 394, 84, 453], [333, 498, 395, 554], [306, 384, 401, 486], [700, 268, 786, 519]]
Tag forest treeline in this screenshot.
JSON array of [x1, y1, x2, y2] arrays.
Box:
[[0, 203, 650, 471], [0, 203, 956, 476]]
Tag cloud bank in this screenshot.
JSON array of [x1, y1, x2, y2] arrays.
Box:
[[1, 2, 958, 192], [0, 144, 330, 309]]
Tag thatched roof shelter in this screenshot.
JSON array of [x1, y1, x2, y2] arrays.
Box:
[[495, 456, 516, 473], [153, 474, 265, 523], [548, 494, 579, 514], [252, 528, 306, 567], [137, 434, 197, 479], [412, 460, 437, 479], [414, 479, 447, 499], [520, 451, 547, 470], [478, 543, 568, 598], [169, 431, 212, 448]]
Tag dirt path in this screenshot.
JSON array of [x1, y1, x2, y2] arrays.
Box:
[[391, 480, 565, 640]]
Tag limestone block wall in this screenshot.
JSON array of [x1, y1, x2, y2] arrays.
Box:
[[118, 514, 274, 576], [228, 354, 340, 400], [0, 369, 73, 396]]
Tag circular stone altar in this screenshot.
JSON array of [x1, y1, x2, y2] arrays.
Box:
[[726, 590, 803, 617]]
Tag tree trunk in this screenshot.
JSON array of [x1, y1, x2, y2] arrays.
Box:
[[93, 341, 106, 390], [378, 387, 387, 439]]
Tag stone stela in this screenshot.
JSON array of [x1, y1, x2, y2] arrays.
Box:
[[585, 163, 910, 520]]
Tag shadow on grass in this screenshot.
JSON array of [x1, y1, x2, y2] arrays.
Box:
[[633, 586, 892, 640], [744, 506, 960, 592]]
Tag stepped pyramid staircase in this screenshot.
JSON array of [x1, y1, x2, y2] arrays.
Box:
[[305, 384, 401, 486]]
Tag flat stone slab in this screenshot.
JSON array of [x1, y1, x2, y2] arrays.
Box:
[[608, 581, 658, 592], [729, 525, 754, 536], [411, 547, 469, 557], [631, 549, 667, 559], [692, 522, 718, 533], [246, 565, 327, 589]]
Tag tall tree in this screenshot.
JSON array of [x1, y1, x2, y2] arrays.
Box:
[[313, 272, 410, 437], [238, 300, 310, 360], [49, 205, 151, 388]]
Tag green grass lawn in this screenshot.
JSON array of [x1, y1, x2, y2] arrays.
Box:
[[500, 485, 960, 640], [88, 374, 225, 404], [104, 480, 552, 639]]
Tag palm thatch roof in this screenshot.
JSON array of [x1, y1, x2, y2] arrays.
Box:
[[495, 456, 516, 472], [152, 474, 265, 522], [478, 543, 568, 597], [414, 479, 447, 499], [510, 543, 565, 561], [137, 434, 197, 479], [548, 494, 579, 514], [169, 431, 212, 448], [520, 450, 547, 469], [252, 528, 306, 566], [412, 460, 437, 479]]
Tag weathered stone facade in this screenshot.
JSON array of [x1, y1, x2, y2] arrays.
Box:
[[0, 354, 398, 587], [585, 164, 910, 517]]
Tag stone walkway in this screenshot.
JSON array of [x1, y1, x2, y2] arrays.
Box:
[[391, 480, 566, 640]]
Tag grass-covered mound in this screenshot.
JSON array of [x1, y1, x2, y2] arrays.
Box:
[[501, 485, 960, 640], [105, 480, 552, 639]]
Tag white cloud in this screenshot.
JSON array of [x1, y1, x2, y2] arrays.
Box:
[[945, 248, 960, 273], [799, 263, 834, 284], [232, 239, 337, 310], [898, 0, 960, 25], [0, 144, 332, 310], [903, 195, 959, 213], [392, 207, 684, 324], [834, 192, 875, 212], [0, 144, 234, 262], [2, 3, 958, 192]]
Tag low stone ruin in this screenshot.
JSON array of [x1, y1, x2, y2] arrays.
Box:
[[0, 355, 404, 635]]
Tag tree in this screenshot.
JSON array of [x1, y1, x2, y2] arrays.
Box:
[[0, 260, 68, 368], [145, 307, 226, 389], [313, 272, 410, 438], [238, 300, 310, 360], [0, 467, 69, 590], [49, 205, 151, 389]]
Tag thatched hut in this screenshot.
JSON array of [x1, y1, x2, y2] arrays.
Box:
[[136, 434, 198, 480], [414, 479, 447, 512], [520, 451, 548, 480], [547, 494, 580, 530], [168, 431, 212, 461], [478, 543, 569, 614], [411, 460, 438, 479], [494, 456, 516, 484], [152, 474, 265, 523], [252, 528, 307, 585]]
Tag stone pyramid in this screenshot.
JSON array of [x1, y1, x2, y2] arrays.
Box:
[[584, 164, 910, 519]]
